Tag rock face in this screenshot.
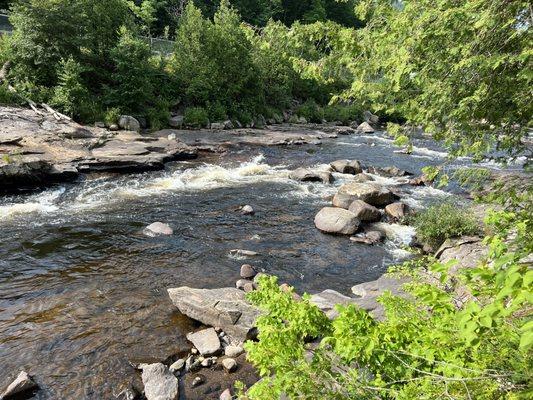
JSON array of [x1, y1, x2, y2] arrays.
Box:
[[167, 287, 261, 341], [1, 371, 38, 399], [186, 328, 221, 356], [141, 363, 179, 400], [119, 115, 141, 132], [436, 236, 487, 270], [348, 200, 382, 222], [333, 182, 397, 208], [289, 168, 333, 184], [363, 111, 379, 124], [385, 202, 408, 220], [330, 160, 362, 175], [314, 207, 360, 235], [143, 222, 173, 237], [310, 289, 361, 319], [0, 106, 197, 192]]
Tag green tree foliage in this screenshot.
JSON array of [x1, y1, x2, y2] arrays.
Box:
[[51, 57, 91, 119], [345, 0, 532, 159]]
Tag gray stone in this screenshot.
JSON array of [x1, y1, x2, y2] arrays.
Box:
[[143, 222, 173, 237], [333, 182, 397, 207], [314, 207, 360, 235], [220, 388, 232, 400], [385, 202, 408, 220], [222, 358, 237, 372], [186, 328, 221, 356], [191, 375, 205, 388], [1, 371, 38, 399], [310, 290, 360, 320], [330, 159, 362, 175], [109, 124, 119, 131], [167, 287, 261, 341], [243, 282, 256, 293], [289, 168, 333, 184], [235, 279, 250, 290], [119, 115, 141, 132], [241, 205, 254, 215], [357, 121, 375, 133], [240, 264, 257, 279], [350, 230, 385, 245], [348, 200, 382, 222], [211, 122, 225, 130], [364, 111, 379, 124], [436, 237, 487, 270], [367, 166, 411, 177], [141, 363, 179, 400], [168, 115, 184, 128], [230, 249, 259, 257], [224, 345, 244, 358], [223, 120, 234, 130]]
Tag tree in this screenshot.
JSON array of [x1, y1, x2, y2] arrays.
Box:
[[346, 0, 532, 159]]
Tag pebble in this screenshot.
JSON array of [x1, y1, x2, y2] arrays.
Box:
[[169, 359, 185, 373], [191, 375, 205, 387], [222, 358, 238, 372], [220, 388, 232, 400], [243, 282, 256, 293]]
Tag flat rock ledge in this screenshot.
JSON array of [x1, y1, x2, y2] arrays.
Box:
[[167, 287, 261, 342], [0, 106, 197, 192]]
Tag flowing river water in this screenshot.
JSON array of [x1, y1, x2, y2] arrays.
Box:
[[0, 128, 517, 399]]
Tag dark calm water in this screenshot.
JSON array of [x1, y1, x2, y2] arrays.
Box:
[[0, 129, 504, 398]]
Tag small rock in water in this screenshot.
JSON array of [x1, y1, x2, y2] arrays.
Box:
[[230, 249, 259, 257], [241, 205, 255, 215], [169, 359, 185, 373], [191, 375, 206, 388], [314, 207, 360, 235], [330, 159, 362, 175], [220, 388, 233, 400], [186, 328, 222, 356], [141, 363, 179, 400], [222, 358, 238, 372], [143, 222, 173, 237], [224, 345, 244, 358], [1, 371, 38, 399], [357, 121, 375, 133], [240, 264, 257, 279], [385, 202, 409, 221]]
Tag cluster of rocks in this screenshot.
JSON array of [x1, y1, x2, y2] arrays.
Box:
[[301, 159, 412, 244]]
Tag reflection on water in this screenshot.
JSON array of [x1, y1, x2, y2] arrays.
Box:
[[0, 131, 466, 398]]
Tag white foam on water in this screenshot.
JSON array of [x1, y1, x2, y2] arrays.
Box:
[[402, 185, 451, 209], [368, 222, 416, 246], [0, 187, 65, 220]]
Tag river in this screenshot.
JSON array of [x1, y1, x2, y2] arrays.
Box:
[[0, 127, 509, 398]]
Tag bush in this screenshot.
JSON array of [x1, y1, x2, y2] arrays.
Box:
[[323, 103, 361, 124], [411, 202, 480, 249], [206, 101, 227, 122], [104, 107, 121, 126], [184, 107, 209, 128], [51, 57, 90, 119], [296, 99, 324, 123], [147, 98, 171, 130], [0, 84, 21, 105]]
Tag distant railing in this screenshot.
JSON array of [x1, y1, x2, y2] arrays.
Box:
[[141, 36, 174, 55]]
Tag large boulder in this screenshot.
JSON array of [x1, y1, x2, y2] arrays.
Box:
[[167, 287, 261, 341], [168, 115, 184, 129], [310, 290, 361, 320], [289, 168, 333, 184], [348, 200, 382, 222], [333, 182, 397, 208], [314, 207, 360, 235], [363, 110, 379, 124], [435, 236, 487, 271], [330, 160, 362, 175], [141, 363, 179, 400], [186, 328, 221, 356], [118, 115, 141, 132], [1, 371, 38, 399]]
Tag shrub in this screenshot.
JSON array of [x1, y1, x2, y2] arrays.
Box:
[[147, 98, 171, 130], [184, 107, 209, 128], [0, 84, 21, 105], [104, 107, 121, 126], [50, 57, 90, 119], [323, 103, 361, 124], [296, 99, 324, 123], [206, 101, 227, 122], [411, 201, 480, 249]]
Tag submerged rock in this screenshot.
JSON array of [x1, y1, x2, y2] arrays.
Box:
[[367, 166, 411, 177], [143, 222, 173, 237], [141, 363, 179, 400], [352, 173, 374, 183], [314, 207, 360, 235], [1, 371, 38, 399], [330, 159, 362, 175], [241, 205, 255, 215], [289, 168, 333, 184], [350, 230, 385, 245], [187, 328, 222, 356], [167, 287, 261, 341]]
